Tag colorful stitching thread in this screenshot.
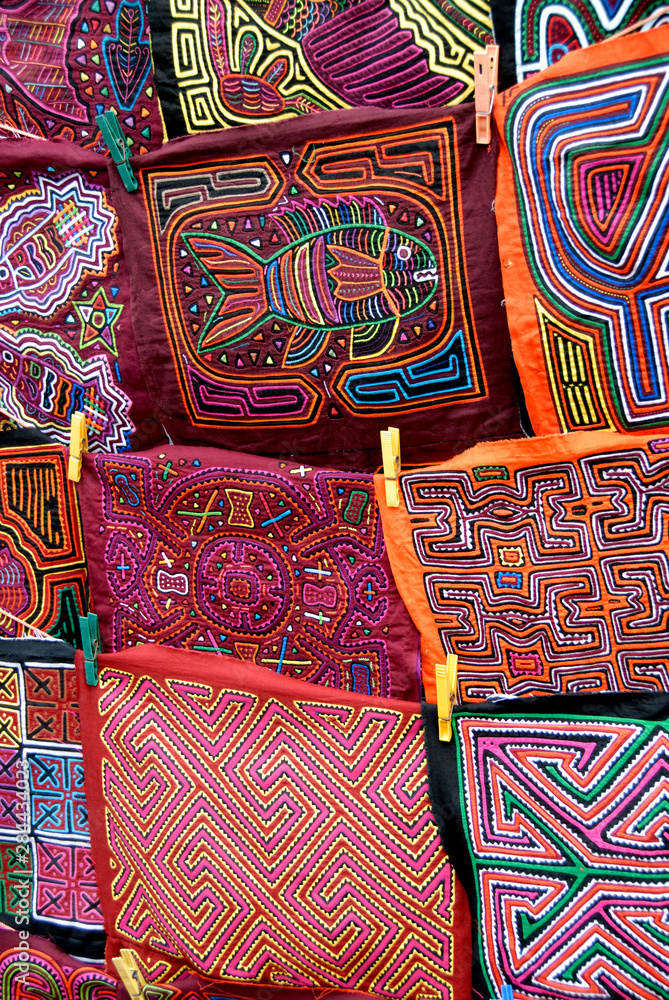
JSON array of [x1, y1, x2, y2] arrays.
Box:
[[452, 706, 669, 999], [78, 646, 464, 997], [79, 446, 420, 698], [495, 28, 669, 435], [376, 431, 669, 703], [0, 640, 104, 957]]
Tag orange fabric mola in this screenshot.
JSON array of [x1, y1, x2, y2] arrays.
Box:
[[494, 26, 669, 438], [375, 431, 669, 704]]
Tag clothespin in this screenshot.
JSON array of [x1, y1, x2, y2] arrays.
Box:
[[474, 44, 499, 144], [435, 654, 458, 741], [68, 411, 88, 483], [79, 613, 101, 686], [112, 949, 146, 998], [95, 110, 138, 192], [380, 426, 401, 507]]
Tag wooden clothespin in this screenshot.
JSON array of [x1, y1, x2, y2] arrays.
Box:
[[474, 45, 499, 144], [112, 949, 146, 998], [380, 426, 401, 507], [68, 411, 88, 483], [96, 110, 138, 192], [79, 613, 101, 686], [435, 654, 458, 741]]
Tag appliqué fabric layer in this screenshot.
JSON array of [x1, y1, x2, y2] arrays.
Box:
[[0, 927, 115, 995], [77, 645, 471, 998], [110, 105, 521, 469], [491, 0, 669, 89], [0, 0, 163, 150], [422, 692, 669, 1000], [375, 430, 669, 703], [147, 0, 493, 137], [0, 430, 89, 648], [494, 27, 669, 436], [78, 444, 420, 699], [0, 639, 104, 959], [0, 142, 163, 452]]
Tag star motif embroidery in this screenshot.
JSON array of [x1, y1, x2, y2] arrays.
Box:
[[74, 288, 122, 356]]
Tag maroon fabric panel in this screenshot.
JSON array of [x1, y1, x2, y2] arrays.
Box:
[[78, 443, 420, 699], [0, 140, 163, 452], [109, 105, 521, 470]]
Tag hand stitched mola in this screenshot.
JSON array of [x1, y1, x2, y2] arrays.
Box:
[[183, 199, 438, 364], [375, 430, 669, 703], [423, 691, 669, 1000], [109, 104, 522, 469], [0, 639, 105, 959], [77, 442, 420, 699], [0, 141, 164, 453], [494, 26, 669, 436], [77, 645, 472, 998]]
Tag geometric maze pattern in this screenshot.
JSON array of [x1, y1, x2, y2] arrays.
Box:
[[0, 441, 89, 648], [80, 446, 419, 698], [0, 640, 104, 956], [78, 646, 460, 997], [495, 28, 669, 435], [376, 431, 669, 703], [455, 708, 669, 1000]]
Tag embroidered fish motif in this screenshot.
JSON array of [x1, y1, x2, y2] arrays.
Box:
[[182, 198, 439, 365]]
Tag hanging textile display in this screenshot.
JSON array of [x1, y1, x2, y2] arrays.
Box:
[[0, 141, 165, 452], [491, 0, 669, 89], [0, 0, 163, 150], [494, 26, 669, 437], [109, 103, 521, 470], [77, 644, 471, 998], [0, 927, 116, 996], [375, 430, 669, 703], [78, 444, 421, 698], [147, 0, 494, 138], [423, 690, 669, 1000], [0, 428, 89, 648], [0, 638, 105, 960]]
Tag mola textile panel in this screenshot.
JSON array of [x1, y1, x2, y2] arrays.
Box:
[[0, 429, 89, 648], [147, 0, 493, 137], [0, 141, 164, 452], [78, 443, 420, 699], [494, 26, 669, 437], [108, 104, 521, 470], [76, 644, 471, 998], [422, 691, 669, 1000], [375, 430, 669, 703], [0, 0, 163, 150], [0, 638, 105, 961]]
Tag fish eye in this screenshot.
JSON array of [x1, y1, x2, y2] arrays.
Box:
[[397, 245, 412, 261], [2, 351, 13, 364]]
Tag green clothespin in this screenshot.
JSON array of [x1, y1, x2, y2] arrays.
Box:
[[79, 613, 101, 686], [95, 111, 138, 192]]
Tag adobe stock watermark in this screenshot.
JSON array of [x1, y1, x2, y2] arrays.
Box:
[[10, 757, 32, 983]]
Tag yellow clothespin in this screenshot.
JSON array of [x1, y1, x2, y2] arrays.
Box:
[[68, 411, 88, 482], [474, 45, 499, 144], [435, 655, 458, 741], [112, 949, 146, 999], [380, 426, 401, 507]]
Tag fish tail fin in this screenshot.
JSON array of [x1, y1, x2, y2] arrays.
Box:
[[183, 235, 268, 351]]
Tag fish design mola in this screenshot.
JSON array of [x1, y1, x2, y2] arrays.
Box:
[[182, 198, 439, 366]]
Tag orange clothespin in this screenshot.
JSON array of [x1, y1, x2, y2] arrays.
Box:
[[112, 949, 146, 998], [474, 45, 499, 144], [380, 426, 401, 507], [435, 655, 458, 741], [67, 411, 88, 482]]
